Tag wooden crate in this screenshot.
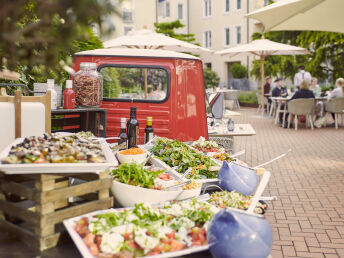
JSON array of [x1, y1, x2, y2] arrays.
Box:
[[0, 170, 113, 251]]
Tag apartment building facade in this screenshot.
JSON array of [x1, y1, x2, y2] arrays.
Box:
[[104, 0, 268, 87]]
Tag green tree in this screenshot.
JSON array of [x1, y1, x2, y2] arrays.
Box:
[[230, 63, 248, 78], [297, 31, 344, 81], [203, 67, 220, 89], [249, 31, 344, 83], [101, 67, 121, 98], [19, 28, 104, 88], [154, 20, 198, 44], [0, 0, 118, 82]]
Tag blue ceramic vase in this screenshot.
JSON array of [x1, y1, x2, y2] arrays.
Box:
[[207, 209, 273, 258], [218, 161, 258, 195]]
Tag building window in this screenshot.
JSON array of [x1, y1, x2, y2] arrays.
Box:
[[236, 26, 241, 44], [205, 63, 212, 69], [178, 4, 183, 19], [122, 9, 133, 23], [123, 26, 133, 35], [237, 0, 241, 10], [225, 27, 230, 46], [204, 30, 212, 48], [264, 0, 269, 6], [204, 0, 212, 17], [225, 0, 230, 12], [166, 2, 170, 17]]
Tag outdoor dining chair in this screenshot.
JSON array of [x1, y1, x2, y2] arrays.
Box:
[[0, 89, 51, 151], [224, 91, 240, 110], [256, 92, 270, 115], [287, 98, 315, 130], [324, 97, 344, 129]]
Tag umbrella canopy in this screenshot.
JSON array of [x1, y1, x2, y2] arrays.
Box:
[[247, 0, 344, 34], [103, 29, 211, 54], [216, 39, 309, 112], [216, 38, 309, 57]]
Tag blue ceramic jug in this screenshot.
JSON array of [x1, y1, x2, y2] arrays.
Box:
[[218, 161, 258, 195], [207, 208, 273, 258]]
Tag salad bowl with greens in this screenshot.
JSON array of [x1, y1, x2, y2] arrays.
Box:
[[110, 163, 202, 207]]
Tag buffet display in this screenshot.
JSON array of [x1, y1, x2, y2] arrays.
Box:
[[0, 131, 274, 257]]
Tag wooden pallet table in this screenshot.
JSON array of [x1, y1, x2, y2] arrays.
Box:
[[0, 170, 113, 251]]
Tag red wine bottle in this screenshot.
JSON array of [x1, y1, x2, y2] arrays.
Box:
[[127, 107, 139, 148], [118, 118, 127, 147]]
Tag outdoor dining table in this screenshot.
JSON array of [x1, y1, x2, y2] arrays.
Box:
[[271, 96, 328, 126]]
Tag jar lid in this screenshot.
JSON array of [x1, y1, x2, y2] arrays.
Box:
[[80, 62, 97, 69]]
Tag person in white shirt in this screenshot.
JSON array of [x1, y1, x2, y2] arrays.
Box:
[[327, 77, 344, 124], [294, 65, 312, 89], [328, 77, 344, 100]]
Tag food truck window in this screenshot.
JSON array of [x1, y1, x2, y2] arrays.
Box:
[[99, 65, 170, 103]]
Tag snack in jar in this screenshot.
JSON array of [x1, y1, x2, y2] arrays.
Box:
[[73, 62, 103, 107]]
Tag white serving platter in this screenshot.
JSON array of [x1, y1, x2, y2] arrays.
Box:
[[63, 208, 209, 258], [0, 137, 118, 174]]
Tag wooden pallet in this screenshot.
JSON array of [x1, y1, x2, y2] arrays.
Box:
[[0, 170, 113, 251]]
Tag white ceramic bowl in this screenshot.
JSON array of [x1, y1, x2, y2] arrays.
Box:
[[116, 149, 147, 164], [111, 180, 202, 207]]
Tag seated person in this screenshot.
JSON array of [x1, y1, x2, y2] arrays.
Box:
[[327, 77, 344, 123], [310, 77, 321, 97], [290, 80, 315, 100], [328, 77, 344, 100], [272, 78, 288, 98], [288, 80, 315, 127], [264, 76, 272, 95]]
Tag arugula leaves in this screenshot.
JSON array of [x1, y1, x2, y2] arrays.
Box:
[[150, 138, 218, 178], [110, 163, 164, 188]]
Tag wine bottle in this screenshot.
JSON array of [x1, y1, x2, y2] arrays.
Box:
[[127, 107, 139, 148], [118, 118, 128, 147], [144, 117, 154, 144]]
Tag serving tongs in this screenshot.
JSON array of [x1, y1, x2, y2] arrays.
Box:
[[163, 180, 192, 190]]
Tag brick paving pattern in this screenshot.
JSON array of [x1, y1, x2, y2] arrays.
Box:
[[233, 108, 344, 258]]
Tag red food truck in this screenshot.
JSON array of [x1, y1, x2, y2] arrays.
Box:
[[73, 48, 208, 143]]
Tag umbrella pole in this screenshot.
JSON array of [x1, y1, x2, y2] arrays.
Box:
[[144, 69, 148, 99], [260, 56, 265, 116]]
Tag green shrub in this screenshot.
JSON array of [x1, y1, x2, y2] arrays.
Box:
[[238, 90, 258, 104], [230, 63, 248, 78], [203, 67, 220, 89], [320, 85, 334, 92]]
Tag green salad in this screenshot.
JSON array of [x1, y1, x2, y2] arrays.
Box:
[[150, 138, 218, 179], [110, 163, 166, 189]]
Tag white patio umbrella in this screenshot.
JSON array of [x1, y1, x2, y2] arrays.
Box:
[[103, 29, 211, 54], [247, 0, 344, 34], [216, 38, 309, 111]]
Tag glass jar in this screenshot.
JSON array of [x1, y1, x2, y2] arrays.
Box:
[[73, 62, 103, 107]]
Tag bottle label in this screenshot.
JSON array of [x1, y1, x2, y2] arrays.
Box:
[[135, 126, 139, 145], [145, 132, 153, 143]]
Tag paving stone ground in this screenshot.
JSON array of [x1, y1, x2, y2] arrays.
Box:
[[233, 107, 344, 258]]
